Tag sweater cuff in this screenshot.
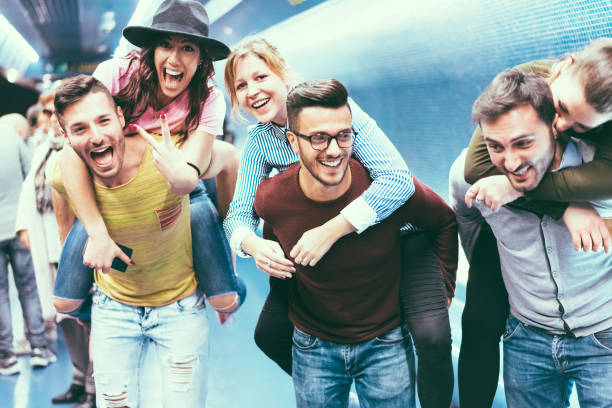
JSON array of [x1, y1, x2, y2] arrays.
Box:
[[340, 196, 377, 234]]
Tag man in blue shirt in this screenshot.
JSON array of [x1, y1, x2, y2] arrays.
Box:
[[0, 117, 56, 375], [450, 69, 612, 407]]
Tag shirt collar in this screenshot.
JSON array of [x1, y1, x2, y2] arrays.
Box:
[[554, 138, 582, 172]]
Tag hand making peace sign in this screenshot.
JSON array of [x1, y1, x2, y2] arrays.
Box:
[[130, 113, 200, 195]]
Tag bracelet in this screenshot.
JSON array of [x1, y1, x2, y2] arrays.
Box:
[[186, 161, 201, 177]]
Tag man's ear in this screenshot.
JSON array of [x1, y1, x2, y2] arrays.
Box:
[[286, 130, 300, 155], [58, 127, 69, 144], [558, 55, 575, 73], [117, 106, 125, 128]]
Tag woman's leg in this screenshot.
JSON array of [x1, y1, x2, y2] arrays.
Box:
[[201, 140, 240, 219], [53, 220, 94, 322], [400, 231, 453, 408], [458, 224, 509, 407], [189, 181, 246, 314], [254, 277, 293, 375]]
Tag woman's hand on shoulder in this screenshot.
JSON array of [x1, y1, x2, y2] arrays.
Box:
[[131, 115, 199, 195], [290, 215, 356, 267], [562, 203, 611, 253], [241, 235, 295, 279], [465, 175, 523, 211]]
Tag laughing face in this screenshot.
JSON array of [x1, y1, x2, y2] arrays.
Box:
[[233, 53, 290, 126], [288, 105, 353, 201], [154, 34, 202, 106], [62, 91, 126, 186], [482, 104, 556, 192]]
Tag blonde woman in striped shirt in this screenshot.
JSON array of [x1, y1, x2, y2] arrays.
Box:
[[223, 36, 456, 407]]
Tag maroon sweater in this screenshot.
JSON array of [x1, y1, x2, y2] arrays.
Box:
[[254, 159, 457, 343]]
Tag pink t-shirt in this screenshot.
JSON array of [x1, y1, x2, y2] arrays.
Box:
[[93, 56, 225, 136]]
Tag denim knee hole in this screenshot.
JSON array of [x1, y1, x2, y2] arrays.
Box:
[[96, 372, 130, 408], [166, 354, 198, 392]]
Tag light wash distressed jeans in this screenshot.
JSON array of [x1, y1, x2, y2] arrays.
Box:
[[292, 325, 416, 408], [503, 313, 612, 408], [91, 288, 209, 408]]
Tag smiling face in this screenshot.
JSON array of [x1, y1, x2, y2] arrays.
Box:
[[483, 104, 557, 192], [549, 61, 612, 134], [233, 53, 289, 125], [287, 105, 353, 201], [62, 91, 126, 186], [154, 34, 202, 106]]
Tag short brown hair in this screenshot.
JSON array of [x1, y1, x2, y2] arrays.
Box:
[[54, 75, 115, 129], [286, 79, 350, 131], [472, 69, 555, 127]]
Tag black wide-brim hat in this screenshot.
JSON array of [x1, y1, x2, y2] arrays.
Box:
[[122, 0, 231, 61]]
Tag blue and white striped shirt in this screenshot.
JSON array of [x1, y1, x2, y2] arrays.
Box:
[[223, 98, 415, 255]]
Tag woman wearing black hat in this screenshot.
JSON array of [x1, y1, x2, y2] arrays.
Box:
[[53, 0, 245, 324]]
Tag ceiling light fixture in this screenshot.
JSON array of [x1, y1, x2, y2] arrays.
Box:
[[0, 14, 39, 63], [6, 68, 19, 83]]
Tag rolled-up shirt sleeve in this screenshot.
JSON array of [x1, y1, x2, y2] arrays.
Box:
[[348, 98, 414, 233]]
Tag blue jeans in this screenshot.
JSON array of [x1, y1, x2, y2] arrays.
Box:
[[0, 237, 47, 353], [91, 288, 209, 407], [503, 313, 612, 408], [292, 325, 416, 408], [54, 180, 246, 320]]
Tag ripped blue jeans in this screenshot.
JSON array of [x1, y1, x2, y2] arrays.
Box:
[[53, 180, 246, 321], [91, 288, 208, 407]]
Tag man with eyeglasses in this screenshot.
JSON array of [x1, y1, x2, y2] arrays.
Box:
[[253, 78, 458, 407]]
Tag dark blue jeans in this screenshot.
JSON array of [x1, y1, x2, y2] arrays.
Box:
[[0, 237, 47, 353], [503, 314, 612, 408], [54, 180, 246, 321], [292, 325, 416, 408], [254, 231, 453, 408]]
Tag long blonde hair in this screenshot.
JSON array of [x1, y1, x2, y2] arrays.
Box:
[[224, 36, 293, 121]]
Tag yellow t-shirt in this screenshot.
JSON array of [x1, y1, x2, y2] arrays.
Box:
[[49, 137, 196, 306]]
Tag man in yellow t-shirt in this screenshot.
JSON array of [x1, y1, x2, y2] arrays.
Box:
[[50, 75, 208, 407]]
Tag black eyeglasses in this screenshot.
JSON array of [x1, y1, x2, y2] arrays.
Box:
[[290, 129, 357, 151]]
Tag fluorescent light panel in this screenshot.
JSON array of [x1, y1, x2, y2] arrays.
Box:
[[0, 14, 39, 63]]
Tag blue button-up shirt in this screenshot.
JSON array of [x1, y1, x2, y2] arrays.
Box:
[[450, 142, 612, 337]]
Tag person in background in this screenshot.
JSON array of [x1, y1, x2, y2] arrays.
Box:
[[0, 116, 56, 376], [16, 90, 63, 337], [1, 113, 30, 143], [26, 103, 46, 149]]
